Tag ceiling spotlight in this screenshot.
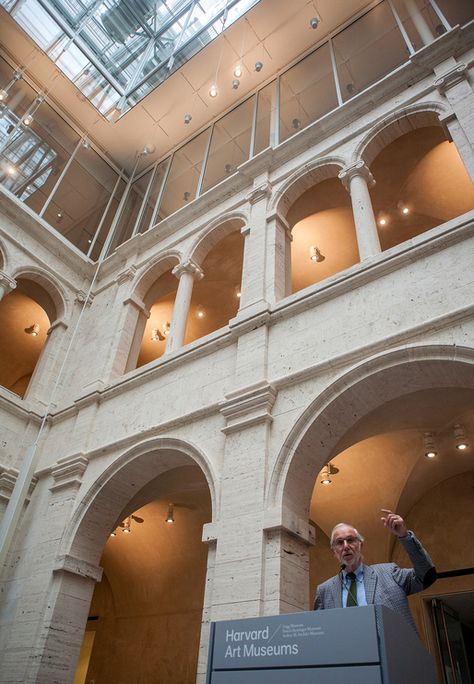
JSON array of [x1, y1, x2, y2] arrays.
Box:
[[0, 70, 22, 102], [184, 113, 192, 124], [110, 531, 117, 537], [309, 245, 325, 262], [292, 118, 301, 130], [454, 424, 469, 451], [209, 84, 218, 98], [82, 138, 90, 149], [162, 322, 170, 337], [165, 503, 175, 523], [183, 191, 191, 202], [224, 163, 233, 174], [423, 431, 437, 459], [57, 211, 63, 222], [142, 145, 155, 155], [233, 64, 242, 78], [402, 207, 409, 215], [197, 308, 204, 318], [122, 516, 131, 533], [232, 79, 240, 90], [254, 61, 263, 72], [7, 165, 17, 176], [236, 290, 241, 298], [310, 17, 319, 29], [377, 213, 388, 226], [24, 323, 40, 336], [0, 89, 8, 101], [23, 114, 34, 126], [346, 83, 355, 95]]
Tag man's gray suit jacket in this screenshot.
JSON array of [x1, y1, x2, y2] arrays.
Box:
[[313, 532, 436, 631]]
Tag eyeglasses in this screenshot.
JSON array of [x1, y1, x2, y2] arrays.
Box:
[[332, 536, 360, 548]]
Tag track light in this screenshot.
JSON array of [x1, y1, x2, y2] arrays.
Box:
[[423, 432, 437, 459], [0, 70, 22, 102], [320, 462, 339, 485], [454, 424, 469, 451]]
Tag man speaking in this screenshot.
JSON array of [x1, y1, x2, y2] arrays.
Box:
[[313, 509, 436, 631]]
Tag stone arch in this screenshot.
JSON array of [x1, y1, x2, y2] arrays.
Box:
[[63, 436, 217, 565], [271, 156, 347, 219], [188, 212, 247, 266], [35, 437, 217, 683], [133, 250, 181, 307], [353, 101, 448, 167], [268, 345, 474, 519], [11, 266, 67, 322]]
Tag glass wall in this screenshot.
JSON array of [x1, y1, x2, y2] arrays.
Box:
[[2, 0, 472, 258], [200, 97, 255, 194], [280, 43, 337, 142]]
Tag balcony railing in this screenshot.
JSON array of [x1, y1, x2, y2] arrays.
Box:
[[0, 0, 472, 260]]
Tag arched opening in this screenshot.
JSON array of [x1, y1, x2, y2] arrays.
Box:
[[38, 441, 215, 684], [368, 125, 474, 250], [187, 229, 244, 343], [273, 352, 474, 636], [0, 277, 55, 397], [79, 465, 212, 684], [135, 268, 178, 368], [287, 176, 359, 293]]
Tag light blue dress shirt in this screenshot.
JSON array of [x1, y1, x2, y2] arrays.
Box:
[[342, 565, 367, 607]]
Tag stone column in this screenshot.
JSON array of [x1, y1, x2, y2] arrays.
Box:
[[238, 180, 273, 318], [166, 259, 204, 354], [0, 271, 16, 300], [338, 161, 381, 260], [265, 211, 292, 302], [404, 0, 434, 46], [435, 62, 474, 183]]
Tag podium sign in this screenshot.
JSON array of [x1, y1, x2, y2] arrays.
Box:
[[206, 606, 439, 683]]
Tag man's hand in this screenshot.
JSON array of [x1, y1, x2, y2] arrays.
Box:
[[381, 509, 408, 538]]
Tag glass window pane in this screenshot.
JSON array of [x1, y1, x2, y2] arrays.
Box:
[[434, 0, 474, 27], [333, 2, 409, 103], [41, 144, 121, 254], [159, 129, 210, 219], [89, 177, 127, 261], [253, 81, 276, 156], [279, 43, 337, 143], [390, 0, 449, 50], [137, 158, 170, 233], [108, 168, 154, 253], [201, 97, 254, 194]]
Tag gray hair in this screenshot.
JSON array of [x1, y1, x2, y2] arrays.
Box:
[[330, 523, 364, 547]]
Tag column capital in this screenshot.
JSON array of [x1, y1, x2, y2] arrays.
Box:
[[115, 265, 137, 286], [246, 181, 272, 205], [50, 453, 89, 493], [172, 259, 204, 281], [434, 63, 468, 94], [0, 271, 17, 293], [338, 160, 375, 190], [75, 289, 94, 306]]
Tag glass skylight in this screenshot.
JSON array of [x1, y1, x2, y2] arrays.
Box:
[[0, 0, 261, 119]]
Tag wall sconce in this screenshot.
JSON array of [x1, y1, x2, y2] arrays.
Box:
[[165, 503, 175, 523], [309, 246, 325, 262], [454, 424, 469, 451], [24, 323, 40, 336], [423, 432, 437, 459]]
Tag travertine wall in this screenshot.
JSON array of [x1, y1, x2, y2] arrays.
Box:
[[0, 33, 473, 684]]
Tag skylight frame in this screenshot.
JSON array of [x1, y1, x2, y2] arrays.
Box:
[[1, 0, 262, 118]]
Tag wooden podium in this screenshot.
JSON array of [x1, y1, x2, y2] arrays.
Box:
[[206, 605, 439, 683]]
